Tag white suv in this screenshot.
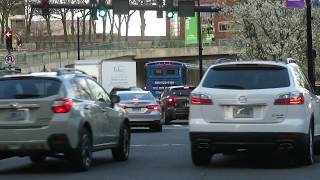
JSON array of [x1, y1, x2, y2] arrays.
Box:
[[189, 60, 320, 166]]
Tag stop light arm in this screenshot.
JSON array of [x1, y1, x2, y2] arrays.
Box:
[[30, 3, 221, 13]]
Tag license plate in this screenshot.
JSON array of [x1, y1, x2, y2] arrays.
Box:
[[131, 108, 141, 112], [8, 110, 26, 121], [233, 106, 253, 118]]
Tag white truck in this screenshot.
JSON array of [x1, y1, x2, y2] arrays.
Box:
[[74, 59, 137, 93]]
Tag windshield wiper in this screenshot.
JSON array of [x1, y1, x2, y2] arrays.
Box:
[[213, 84, 245, 89], [15, 94, 41, 99]]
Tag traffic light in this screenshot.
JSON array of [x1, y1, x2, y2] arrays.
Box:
[[5, 31, 13, 50], [98, 0, 107, 17], [166, 0, 174, 19], [90, 0, 98, 20], [157, 0, 163, 18], [41, 0, 50, 16], [113, 0, 129, 14]]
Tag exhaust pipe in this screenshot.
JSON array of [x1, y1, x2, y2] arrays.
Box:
[[278, 142, 294, 150]]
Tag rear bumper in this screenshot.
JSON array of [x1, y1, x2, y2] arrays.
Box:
[[0, 118, 79, 155], [190, 132, 308, 152], [130, 120, 161, 127], [167, 107, 189, 119]]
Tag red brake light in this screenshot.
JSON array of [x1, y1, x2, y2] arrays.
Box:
[[166, 96, 176, 104], [52, 98, 72, 113], [146, 105, 161, 111], [119, 104, 128, 109], [274, 92, 304, 105], [191, 93, 213, 105]]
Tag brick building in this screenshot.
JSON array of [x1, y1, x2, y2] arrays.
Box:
[[166, 0, 235, 45]]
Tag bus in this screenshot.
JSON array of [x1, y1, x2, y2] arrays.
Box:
[[144, 61, 201, 97]]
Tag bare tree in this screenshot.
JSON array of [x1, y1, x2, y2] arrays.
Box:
[[132, 0, 156, 40], [0, 0, 21, 44]]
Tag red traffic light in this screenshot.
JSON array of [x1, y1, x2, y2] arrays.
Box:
[[5, 31, 12, 38]]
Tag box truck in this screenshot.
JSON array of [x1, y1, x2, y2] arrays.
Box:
[[74, 59, 137, 93]]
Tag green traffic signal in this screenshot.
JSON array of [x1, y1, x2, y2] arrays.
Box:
[[167, 11, 174, 18], [98, 8, 107, 17]]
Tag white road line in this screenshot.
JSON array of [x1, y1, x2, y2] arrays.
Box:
[[131, 144, 186, 147]]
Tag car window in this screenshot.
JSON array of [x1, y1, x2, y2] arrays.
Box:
[[69, 77, 92, 100], [202, 65, 290, 90], [170, 88, 195, 97], [118, 92, 155, 102], [86, 78, 111, 104], [0, 77, 61, 99], [293, 66, 313, 92]]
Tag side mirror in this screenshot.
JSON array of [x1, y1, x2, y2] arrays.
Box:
[[315, 85, 320, 95], [110, 95, 120, 104]]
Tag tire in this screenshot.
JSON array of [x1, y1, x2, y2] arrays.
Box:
[[29, 155, 46, 163], [112, 123, 130, 161], [150, 123, 163, 132], [298, 125, 314, 166], [71, 129, 93, 171], [191, 143, 212, 166], [163, 111, 171, 125]]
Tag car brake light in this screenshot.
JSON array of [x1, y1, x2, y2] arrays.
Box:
[[274, 92, 304, 105], [52, 98, 72, 113], [146, 105, 161, 111], [166, 96, 176, 104], [119, 104, 128, 109], [191, 93, 213, 105]]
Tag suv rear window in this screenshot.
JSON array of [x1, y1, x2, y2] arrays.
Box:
[[0, 77, 61, 99], [202, 65, 290, 89], [171, 88, 195, 96]]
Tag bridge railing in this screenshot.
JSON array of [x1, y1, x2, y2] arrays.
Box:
[[5, 40, 219, 69]]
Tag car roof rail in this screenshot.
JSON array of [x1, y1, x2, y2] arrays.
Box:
[[286, 58, 297, 64], [214, 58, 238, 64], [54, 68, 88, 76]]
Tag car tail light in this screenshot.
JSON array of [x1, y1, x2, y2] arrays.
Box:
[[119, 104, 128, 109], [146, 105, 161, 111], [274, 92, 304, 105], [191, 93, 213, 105], [52, 98, 72, 113], [166, 96, 176, 104]]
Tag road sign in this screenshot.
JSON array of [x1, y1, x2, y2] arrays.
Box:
[[4, 54, 15, 65]]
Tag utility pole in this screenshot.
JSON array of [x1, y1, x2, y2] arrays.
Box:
[[197, 0, 203, 80], [306, 0, 315, 88], [77, 17, 80, 60]]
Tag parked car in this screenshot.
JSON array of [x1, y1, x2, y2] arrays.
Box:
[[116, 91, 162, 132], [160, 86, 196, 124], [0, 69, 130, 171], [189, 59, 320, 166], [110, 86, 143, 96]]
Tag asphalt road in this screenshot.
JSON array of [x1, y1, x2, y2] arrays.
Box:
[[1, 121, 320, 180]]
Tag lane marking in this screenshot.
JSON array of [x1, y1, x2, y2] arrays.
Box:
[[131, 144, 186, 147]]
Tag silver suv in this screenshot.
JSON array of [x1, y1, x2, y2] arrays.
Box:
[[189, 59, 320, 166], [0, 69, 130, 171]]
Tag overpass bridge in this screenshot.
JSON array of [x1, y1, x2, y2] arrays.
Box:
[[1, 41, 239, 88], [2, 41, 239, 73]]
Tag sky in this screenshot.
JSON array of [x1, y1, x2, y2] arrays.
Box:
[[95, 11, 166, 36]]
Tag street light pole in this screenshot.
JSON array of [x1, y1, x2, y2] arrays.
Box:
[[306, 0, 315, 87], [197, 0, 203, 80], [77, 17, 80, 60]]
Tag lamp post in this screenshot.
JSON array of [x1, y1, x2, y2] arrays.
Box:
[[197, 0, 203, 80], [77, 17, 80, 60], [306, 0, 315, 88]]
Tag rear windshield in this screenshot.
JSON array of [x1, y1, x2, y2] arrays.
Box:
[[171, 88, 195, 96], [118, 93, 155, 101], [202, 65, 290, 89], [0, 77, 61, 99]]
